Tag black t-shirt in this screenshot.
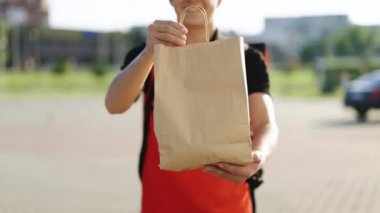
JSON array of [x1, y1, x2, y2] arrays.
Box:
[[121, 39, 269, 95]]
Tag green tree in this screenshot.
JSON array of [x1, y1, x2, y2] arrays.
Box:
[[127, 26, 147, 45], [300, 26, 380, 63], [334, 26, 377, 57], [300, 37, 329, 63]]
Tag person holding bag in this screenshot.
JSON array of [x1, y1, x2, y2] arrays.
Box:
[[105, 0, 279, 212]]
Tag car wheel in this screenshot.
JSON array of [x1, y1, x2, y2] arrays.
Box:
[[355, 107, 369, 122]]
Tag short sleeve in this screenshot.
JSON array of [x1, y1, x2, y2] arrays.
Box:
[[120, 43, 153, 95], [245, 47, 270, 94], [120, 43, 146, 70]]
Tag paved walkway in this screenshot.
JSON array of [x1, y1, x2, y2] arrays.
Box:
[[0, 96, 379, 212], [256, 98, 380, 213]]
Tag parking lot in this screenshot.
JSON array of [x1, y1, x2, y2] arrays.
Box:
[[0, 96, 379, 213]]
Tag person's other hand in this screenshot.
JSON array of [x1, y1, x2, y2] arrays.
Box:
[[203, 151, 266, 183], [142, 20, 188, 60]]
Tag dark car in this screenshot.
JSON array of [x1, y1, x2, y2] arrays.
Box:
[[344, 69, 380, 121]]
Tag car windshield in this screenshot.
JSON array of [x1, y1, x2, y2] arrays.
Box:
[[358, 70, 380, 81], [351, 70, 380, 91]]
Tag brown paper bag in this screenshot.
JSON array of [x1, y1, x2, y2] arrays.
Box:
[[154, 6, 252, 171]]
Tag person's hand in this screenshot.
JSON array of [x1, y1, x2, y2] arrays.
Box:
[[142, 20, 188, 61], [203, 151, 266, 183]]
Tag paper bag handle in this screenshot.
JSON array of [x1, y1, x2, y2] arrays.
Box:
[[179, 6, 209, 43]]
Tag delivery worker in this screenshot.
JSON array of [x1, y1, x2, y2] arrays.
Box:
[[105, 0, 279, 212]]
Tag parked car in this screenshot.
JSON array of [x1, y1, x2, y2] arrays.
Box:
[[344, 69, 380, 121]]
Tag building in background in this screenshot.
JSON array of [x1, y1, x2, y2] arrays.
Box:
[[246, 15, 350, 66], [1, 3, 379, 71], [1, 0, 132, 70], [0, 0, 48, 26], [7, 26, 130, 70], [1, 0, 49, 69]]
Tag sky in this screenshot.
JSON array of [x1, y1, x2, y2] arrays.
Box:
[[48, 0, 380, 35]]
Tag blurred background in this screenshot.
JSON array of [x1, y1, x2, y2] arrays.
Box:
[[0, 0, 379, 212]]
